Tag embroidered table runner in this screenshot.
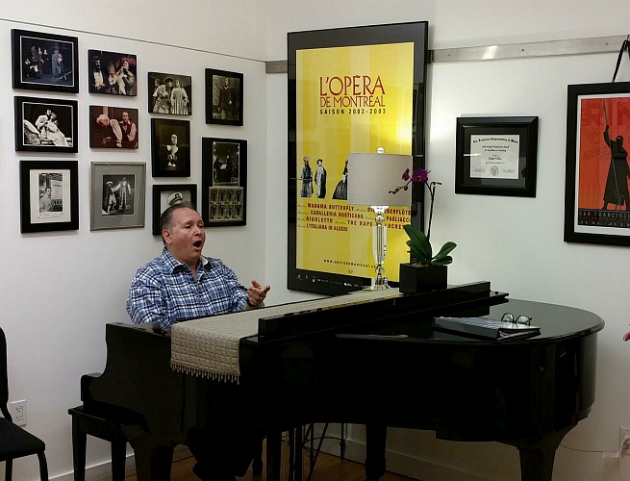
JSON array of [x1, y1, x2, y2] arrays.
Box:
[[170, 288, 400, 383]]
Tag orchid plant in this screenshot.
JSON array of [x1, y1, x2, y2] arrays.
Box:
[[391, 168, 456, 267]]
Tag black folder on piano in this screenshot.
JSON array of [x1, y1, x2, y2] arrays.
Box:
[[433, 316, 541, 340]]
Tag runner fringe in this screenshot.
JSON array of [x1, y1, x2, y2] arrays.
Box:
[[171, 361, 240, 384]]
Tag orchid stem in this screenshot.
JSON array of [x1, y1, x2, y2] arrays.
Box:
[[426, 183, 436, 242]]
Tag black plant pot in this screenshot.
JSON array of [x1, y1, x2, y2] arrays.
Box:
[[398, 263, 447, 294]]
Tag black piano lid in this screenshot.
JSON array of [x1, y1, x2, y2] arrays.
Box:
[[333, 297, 604, 346], [250, 281, 509, 343]]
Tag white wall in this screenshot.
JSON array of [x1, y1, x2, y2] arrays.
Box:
[[0, 3, 270, 479], [3, 1, 630, 480], [264, 1, 630, 480]]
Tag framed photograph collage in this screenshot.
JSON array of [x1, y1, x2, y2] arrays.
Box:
[[201, 138, 247, 227], [11, 27, 247, 235]]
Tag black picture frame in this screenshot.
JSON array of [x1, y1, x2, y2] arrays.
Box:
[[205, 69, 243, 126], [455, 116, 538, 197], [151, 118, 191, 177], [89, 106, 139, 149], [152, 184, 198, 236], [90, 162, 146, 231], [88, 49, 137, 96], [564, 82, 630, 246], [201, 137, 247, 226], [288, 22, 429, 296], [12, 29, 79, 93], [15, 96, 78, 153], [148, 72, 192, 115], [19, 160, 79, 233]]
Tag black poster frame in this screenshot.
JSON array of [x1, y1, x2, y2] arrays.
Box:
[[564, 82, 630, 246], [287, 21, 429, 296]]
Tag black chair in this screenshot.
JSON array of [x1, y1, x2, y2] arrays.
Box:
[[0, 327, 49, 481]]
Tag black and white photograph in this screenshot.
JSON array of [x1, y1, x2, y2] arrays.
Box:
[[148, 72, 191, 115], [19, 160, 79, 233], [205, 68, 243, 126], [151, 118, 191, 177], [15, 96, 78, 153], [90, 162, 145, 230], [12, 29, 79, 93], [90, 106, 139, 149], [88, 50, 137, 96], [101, 175, 135, 215], [202, 137, 247, 226], [152, 184, 198, 235]]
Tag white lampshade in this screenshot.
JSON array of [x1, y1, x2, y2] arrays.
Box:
[[346, 153, 413, 207]]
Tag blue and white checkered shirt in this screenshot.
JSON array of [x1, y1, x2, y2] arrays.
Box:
[[126, 248, 248, 332]]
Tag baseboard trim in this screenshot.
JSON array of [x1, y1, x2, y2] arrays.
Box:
[[50, 433, 488, 481], [50, 444, 192, 481], [314, 430, 490, 481]]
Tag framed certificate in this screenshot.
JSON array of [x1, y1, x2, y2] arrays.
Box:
[[455, 116, 538, 197]]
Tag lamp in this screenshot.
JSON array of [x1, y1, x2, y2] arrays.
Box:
[[347, 151, 412, 290]]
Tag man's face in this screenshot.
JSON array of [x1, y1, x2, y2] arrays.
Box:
[[122, 112, 129, 123], [163, 208, 206, 267], [45, 188, 51, 197]]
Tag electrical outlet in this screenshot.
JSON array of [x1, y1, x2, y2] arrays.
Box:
[[620, 427, 630, 454], [10, 400, 26, 426]]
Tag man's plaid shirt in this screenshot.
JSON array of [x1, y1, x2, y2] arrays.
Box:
[[126, 249, 248, 332]]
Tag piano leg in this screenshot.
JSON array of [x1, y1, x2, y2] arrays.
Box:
[[121, 427, 174, 481], [289, 427, 303, 481], [365, 424, 387, 481], [252, 437, 264, 475], [509, 425, 574, 481], [266, 429, 283, 481], [70, 415, 87, 481]]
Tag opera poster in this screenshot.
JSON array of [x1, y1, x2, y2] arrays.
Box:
[[565, 82, 630, 246], [288, 22, 428, 294]]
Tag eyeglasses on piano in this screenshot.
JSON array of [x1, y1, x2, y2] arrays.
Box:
[[501, 313, 532, 326]]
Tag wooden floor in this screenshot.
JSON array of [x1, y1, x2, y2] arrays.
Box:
[[122, 445, 417, 481]]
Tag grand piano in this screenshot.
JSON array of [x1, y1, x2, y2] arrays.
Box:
[[78, 282, 604, 481]]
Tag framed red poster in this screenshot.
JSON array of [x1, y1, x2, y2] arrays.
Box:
[[564, 82, 630, 246], [288, 22, 429, 295]]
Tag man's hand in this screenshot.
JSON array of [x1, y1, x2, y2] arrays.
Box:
[[247, 280, 270, 309]]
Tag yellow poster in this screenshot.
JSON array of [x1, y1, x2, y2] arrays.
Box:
[[295, 42, 414, 283]]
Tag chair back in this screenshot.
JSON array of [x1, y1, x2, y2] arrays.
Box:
[[0, 327, 11, 420]]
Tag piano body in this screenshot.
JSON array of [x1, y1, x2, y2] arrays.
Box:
[[79, 282, 604, 481]]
